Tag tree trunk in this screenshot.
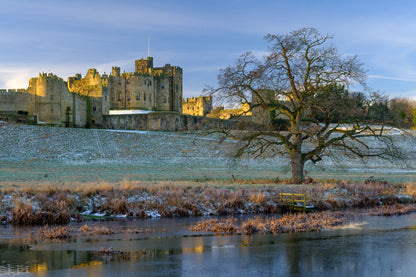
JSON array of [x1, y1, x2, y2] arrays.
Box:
[[290, 151, 304, 183], [290, 132, 304, 183]]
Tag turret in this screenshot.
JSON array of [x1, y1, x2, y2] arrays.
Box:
[[112, 66, 120, 77], [135, 57, 153, 74]]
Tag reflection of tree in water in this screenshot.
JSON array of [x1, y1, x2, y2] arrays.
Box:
[[284, 236, 301, 276]]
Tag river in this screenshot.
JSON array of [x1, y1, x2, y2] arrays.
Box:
[[1, 213, 416, 276]]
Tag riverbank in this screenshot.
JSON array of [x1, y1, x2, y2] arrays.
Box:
[[1, 178, 415, 226]]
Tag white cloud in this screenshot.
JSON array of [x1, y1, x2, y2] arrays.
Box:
[[368, 75, 416, 82], [0, 68, 34, 88]]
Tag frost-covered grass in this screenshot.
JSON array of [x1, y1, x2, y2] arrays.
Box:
[[1, 122, 416, 184]]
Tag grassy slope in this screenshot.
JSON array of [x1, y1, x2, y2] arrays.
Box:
[[1, 122, 416, 185]]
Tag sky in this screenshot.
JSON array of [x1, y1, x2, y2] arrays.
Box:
[[1, 0, 416, 100]]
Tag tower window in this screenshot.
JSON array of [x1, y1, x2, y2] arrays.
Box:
[[161, 83, 164, 88], [136, 93, 140, 100]]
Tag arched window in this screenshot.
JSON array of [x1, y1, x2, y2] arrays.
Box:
[[163, 96, 167, 103]]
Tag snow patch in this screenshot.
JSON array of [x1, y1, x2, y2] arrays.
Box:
[[109, 110, 154, 115]]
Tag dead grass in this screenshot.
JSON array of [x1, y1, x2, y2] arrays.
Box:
[[369, 204, 416, 216], [1, 179, 414, 225], [191, 217, 239, 234], [11, 201, 70, 226], [36, 223, 148, 241], [38, 225, 71, 240], [191, 211, 345, 235], [403, 182, 416, 197]]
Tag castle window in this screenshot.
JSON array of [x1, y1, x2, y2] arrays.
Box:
[[136, 93, 140, 100], [50, 95, 54, 101], [161, 83, 164, 88], [144, 94, 146, 101], [93, 106, 96, 112], [163, 96, 167, 103]]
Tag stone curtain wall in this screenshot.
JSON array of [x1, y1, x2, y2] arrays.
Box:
[[0, 90, 33, 113], [103, 112, 233, 131]]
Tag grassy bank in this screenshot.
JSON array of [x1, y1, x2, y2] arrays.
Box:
[[1, 178, 416, 226]]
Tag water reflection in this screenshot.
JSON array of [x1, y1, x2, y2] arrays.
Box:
[[1, 215, 416, 276]]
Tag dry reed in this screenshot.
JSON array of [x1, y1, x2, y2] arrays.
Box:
[[191, 211, 345, 235], [1, 178, 414, 225], [369, 204, 416, 216]]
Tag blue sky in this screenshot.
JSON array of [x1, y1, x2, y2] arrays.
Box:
[[1, 0, 416, 99]]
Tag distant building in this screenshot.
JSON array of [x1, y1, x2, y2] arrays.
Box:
[[182, 96, 213, 117], [207, 102, 252, 120]]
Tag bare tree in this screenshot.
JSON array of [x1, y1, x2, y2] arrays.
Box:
[[209, 27, 399, 183]]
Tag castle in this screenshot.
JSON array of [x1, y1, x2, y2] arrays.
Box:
[[0, 57, 274, 130], [0, 57, 183, 127]]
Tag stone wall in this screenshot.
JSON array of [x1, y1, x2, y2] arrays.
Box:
[[0, 90, 34, 113], [103, 112, 233, 131], [0, 112, 37, 125]]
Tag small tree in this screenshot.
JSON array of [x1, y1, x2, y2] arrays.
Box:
[[389, 97, 416, 128], [209, 27, 399, 183]]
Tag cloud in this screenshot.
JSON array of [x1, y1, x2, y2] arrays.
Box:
[[368, 75, 416, 82], [0, 68, 33, 89]]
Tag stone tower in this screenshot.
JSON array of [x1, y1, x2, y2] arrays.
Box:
[[135, 57, 153, 75]]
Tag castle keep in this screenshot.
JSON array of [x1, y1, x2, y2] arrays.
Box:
[[0, 57, 183, 127]]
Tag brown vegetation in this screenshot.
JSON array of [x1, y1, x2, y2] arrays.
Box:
[[1, 178, 415, 226], [11, 201, 70, 226], [191, 211, 345, 235], [36, 223, 148, 240], [369, 204, 416, 216]]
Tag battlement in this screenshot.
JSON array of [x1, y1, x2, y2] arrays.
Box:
[[183, 96, 211, 104], [0, 88, 27, 94], [38, 73, 62, 80]]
